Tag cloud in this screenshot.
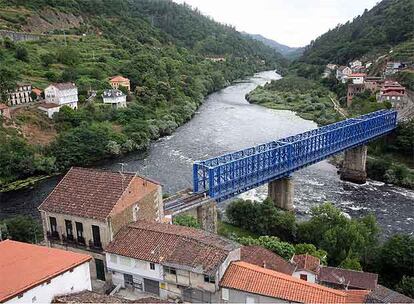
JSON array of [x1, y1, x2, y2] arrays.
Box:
[[173, 0, 378, 47]]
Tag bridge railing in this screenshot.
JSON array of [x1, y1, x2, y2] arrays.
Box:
[[193, 110, 397, 201]]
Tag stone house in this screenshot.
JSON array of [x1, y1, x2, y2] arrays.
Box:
[[377, 81, 408, 108], [0, 103, 11, 119], [102, 89, 127, 109], [7, 83, 32, 106], [44, 83, 78, 109], [0, 240, 92, 304], [291, 254, 321, 283], [109, 76, 131, 92], [105, 220, 240, 303], [38, 167, 163, 283], [219, 261, 354, 303]]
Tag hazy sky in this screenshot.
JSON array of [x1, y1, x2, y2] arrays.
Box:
[[173, 0, 379, 48]]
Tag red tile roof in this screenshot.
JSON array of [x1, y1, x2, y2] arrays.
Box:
[[349, 73, 367, 77], [39, 167, 158, 221], [292, 254, 321, 274], [106, 221, 239, 275], [110, 75, 130, 82], [241, 246, 295, 275], [220, 261, 347, 303], [53, 291, 171, 303], [319, 266, 378, 290], [345, 290, 370, 303], [382, 91, 405, 96], [0, 240, 91, 302], [32, 88, 42, 96]]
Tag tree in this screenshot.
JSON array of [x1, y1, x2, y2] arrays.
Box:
[[0, 66, 18, 102], [40, 52, 55, 67], [376, 234, 414, 287], [237, 236, 295, 260], [339, 257, 362, 271], [396, 276, 414, 298], [0, 216, 43, 243], [15, 45, 29, 62], [173, 214, 201, 229], [56, 47, 80, 66]]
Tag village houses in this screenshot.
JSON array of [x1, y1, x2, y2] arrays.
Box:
[[7, 83, 32, 106], [102, 89, 127, 109], [377, 80, 408, 108], [109, 76, 131, 92], [105, 220, 240, 302], [336, 66, 352, 83], [0, 240, 92, 304], [38, 167, 163, 282], [38, 82, 79, 118]]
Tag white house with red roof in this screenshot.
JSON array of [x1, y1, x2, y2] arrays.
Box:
[[0, 240, 91, 304], [348, 73, 366, 84]]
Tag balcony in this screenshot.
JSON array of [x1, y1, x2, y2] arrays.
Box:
[[47, 231, 60, 241], [88, 240, 103, 252]]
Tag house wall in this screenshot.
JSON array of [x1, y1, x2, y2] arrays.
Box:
[[164, 268, 217, 293], [45, 86, 78, 107], [106, 254, 163, 288], [39, 211, 109, 281], [38, 106, 61, 119], [218, 248, 241, 282], [222, 288, 289, 304], [292, 270, 316, 283], [5, 262, 91, 304], [109, 180, 163, 239], [7, 85, 32, 106]]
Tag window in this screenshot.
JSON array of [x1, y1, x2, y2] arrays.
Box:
[[300, 274, 308, 281], [65, 220, 73, 239], [204, 275, 216, 284], [164, 266, 176, 275], [150, 262, 155, 270], [49, 217, 57, 233], [75, 222, 85, 245], [92, 225, 102, 248]]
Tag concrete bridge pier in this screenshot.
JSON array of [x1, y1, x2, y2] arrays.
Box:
[[268, 177, 294, 211], [340, 145, 367, 184], [197, 201, 218, 233]]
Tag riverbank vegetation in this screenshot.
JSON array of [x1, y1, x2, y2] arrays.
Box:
[[246, 76, 342, 125], [222, 198, 414, 297], [0, 0, 286, 190]]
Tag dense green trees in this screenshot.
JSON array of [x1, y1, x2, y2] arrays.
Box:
[[298, 0, 414, 65], [226, 198, 296, 242], [0, 216, 43, 243], [224, 199, 413, 296]]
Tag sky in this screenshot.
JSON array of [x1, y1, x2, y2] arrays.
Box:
[[173, 0, 379, 48]]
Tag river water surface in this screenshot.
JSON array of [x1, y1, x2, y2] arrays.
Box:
[[1, 71, 413, 237]]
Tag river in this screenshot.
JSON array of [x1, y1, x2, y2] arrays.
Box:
[[1, 71, 413, 237]]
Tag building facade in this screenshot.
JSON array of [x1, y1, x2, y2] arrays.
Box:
[[102, 89, 127, 109], [38, 167, 163, 282], [336, 66, 352, 83], [7, 84, 32, 106], [109, 76, 131, 92], [44, 83, 78, 109], [0, 240, 91, 304], [105, 221, 240, 303], [0, 103, 11, 119]]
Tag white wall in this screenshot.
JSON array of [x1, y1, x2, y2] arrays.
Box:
[[292, 270, 316, 283], [6, 262, 91, 304], [106, 253, 163, 287]]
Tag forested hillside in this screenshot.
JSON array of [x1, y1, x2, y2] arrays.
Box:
[[0, 0, 285, 188], [298, 0, 414, 65]]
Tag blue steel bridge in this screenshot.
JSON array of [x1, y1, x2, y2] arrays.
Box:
[[192, 109, 398, 202]]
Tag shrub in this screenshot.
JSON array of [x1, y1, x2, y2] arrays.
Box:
[[173, 214, 201, 229]]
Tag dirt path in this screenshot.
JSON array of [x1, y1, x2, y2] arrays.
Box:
[[329, 95, 348, 118]]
